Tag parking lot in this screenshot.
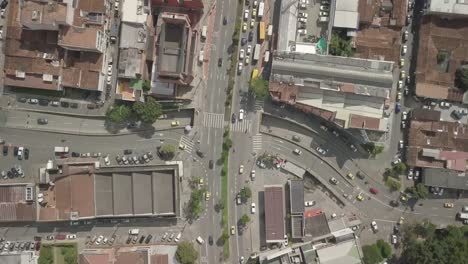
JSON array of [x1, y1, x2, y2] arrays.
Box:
[[296, 0, 330, 43], [432, 101, 468, 123]]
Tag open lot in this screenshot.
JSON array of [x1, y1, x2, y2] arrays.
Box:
[[296, 0, 329, 43]]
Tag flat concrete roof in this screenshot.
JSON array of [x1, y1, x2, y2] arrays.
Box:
[[158, 23, 186, 73], [95, 174, 113, 216], [113, 173, 133, 215], [152, 170, 175, 214], [133, 172, 152, 215]]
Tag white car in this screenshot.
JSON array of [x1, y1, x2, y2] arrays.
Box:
[[107, 75, 111, 84], [304, 200, 316, 207], [239, 109, 244, 120], [399, 140, 404, 150], [299, 12, 308, 18], [251, 203, 256, 214], [299, 0, 309, 3], [253, 0, 258, 7], [297, 29, 307, 35], [398, 80, 404, 90], [247, 45, 252, 55], [391, 235, 397, 244], [298, 18, 307, 23], [402, 111, 408, 121], [239, 49, 245, 59], [371, 221, 378, 232], [293, 149, 302, 155], [299, 3, 306, 9], [316, 146, 327, 155], [114, 2, 119, 10], [67, 234, 76, 239], [319, 11, 329, 16], [320, 5, 330, 11], [244, 10, 249, 21], [238, 62, 243, 74], [440, 101, 451, 108], [407, 169, 413, 180], [96, 235, 104, 245], [239, 165, 244, 174], [414, 169, 420, 180], [403, 31, 409, 41], [402, 45, 407, 55], [250, 170, 256, 180], [107, 64, 112, 75], [330, 177, 338, 185], [392, 158, 402, 165], [401, 120, 406, 129], [28, 98, 39, 104]]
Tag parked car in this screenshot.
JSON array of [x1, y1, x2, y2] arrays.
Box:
[[330, 177, 338, 185], [251, 203, 256, 213], [37, 118, 48, 125], [371, 221, 378, 232], [369, 187, 378, 194], [55, 234, 66, 240], [316, 146, 327, 155], [38, 99, 49, 106], [3, 145, 8, 156], [61, 101, 69, 108], [304, 201, 316, 207], [70, 103, 79, 108], [144, 235, 152, 244]]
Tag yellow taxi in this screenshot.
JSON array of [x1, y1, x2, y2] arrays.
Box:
[[242, 22, 247, 32], [171, 121, 180, 127], [250, 19, 255, 28], [231, 225, 236, 235], [252, 9, 257, 18], [245, 56, 250, 64], [347, 173, 355, 180], [444, 202, 454, 208], [205, 191, 211, 201], [398, 216, 405, 225], [356, 193, 364, 201], [198, 178, 204, 186]]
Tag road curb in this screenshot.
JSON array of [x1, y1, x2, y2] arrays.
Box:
[[3, 125, 183, 137], [11, 107, 106, 118]]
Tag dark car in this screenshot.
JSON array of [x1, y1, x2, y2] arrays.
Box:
[[61, 101, 69, 108], [124, 149, 132, 155], [241, 38, 247, 46], [3, 146, 8, 156], [126, 236, 132, 244], [0, 1, 8, 10], [248, 31, 253, 42], [393, 225, 400, 234], [231, 113, 236, 123], [209, 160, 214, 169], [13, 146, 18, 156], [196, 150, 205, 158], [218, 58, 222, 67], [35, 242, 41, 251], [223, 16, 227, 25], [127, 122, 138, 129], [70, 103, 79, 108], [144, 234, 152, 244], [356, 171, 365, 180], [37, 118, 48, 125], [18, 97, 27, 103], [38, 99, 49, 106], [138, 235, 145, 244], [87, 104, 97, 109], [71, 152, 80, 157], [24, 148, 29, 160], [208, 235, 213, 245], [451, 110, 462, 120]]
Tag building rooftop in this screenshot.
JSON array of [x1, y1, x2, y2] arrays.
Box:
[[333, 0, 359, 29], [118, 48, 145, 79], [120, 22, 148, 50], [78, 0, 106, 13], [20, 0, 68, 30], [289, 180, 304, 214], [410, 109, 441, 121], [407, 120, 468, 169], [59, 26, 105, 53], [415, 15, 468, 102], [0, 184, 36, 222], [304, 211, 330, 240], [79, 245, 174, 264], [277, 0, 299, 52], [422, 168, 468, 190], [428, 0, 468, 16], [264, 185, 285, 243], [316, 239, 363, 264], [157, 17, 188, 74], [122, 0, 149, 24], [354, 26, 401, 64]]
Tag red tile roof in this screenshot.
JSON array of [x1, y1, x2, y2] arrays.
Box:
[[348, 114, 381, 130]]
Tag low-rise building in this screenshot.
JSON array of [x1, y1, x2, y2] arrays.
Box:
[[264, 185, 286, 244], [422, 168, 468, 191], [270, 52, 394, 142], [289, 180, 304, 239], [80, 244, 176, 264], [0, 183, 36, 222]]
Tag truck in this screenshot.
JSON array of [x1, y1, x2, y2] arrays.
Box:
[[253, 44, 261, 61], [54, 146, 69, 153], [267, 24, 273, 37], [258, 2, 264, 18], [199, 50, 204, 64], [264, 51, 270, 63], [201, 26, 207, 40], [457, 212, 468, 220]]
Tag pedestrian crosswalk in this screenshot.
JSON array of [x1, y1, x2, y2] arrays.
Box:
[[254, 99, 265, 111], [230, 120, 252, 133], [202, 112, 224, 129], [252, 134, 262, 152], [179, 135, 194, 153]]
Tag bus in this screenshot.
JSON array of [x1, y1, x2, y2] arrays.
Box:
[[259, 21, 265, 42], [457, 212, 468, 220], [258, 2, 264, 18]]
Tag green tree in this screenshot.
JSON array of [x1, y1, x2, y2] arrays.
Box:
[[455, 67, 468, 91], [364, 143, 384, 157], [385, 177, 401, 192], [329, 32, 354, 57], [106, 105, 131, 123], [250, 77, 269, 99], [132, 96, 162, 124], [376, 239, 392, 258], [220, 231, 230, 242], [239, 214, 251, 226], [176, 241, 199, 264], [239, 186, 252, 200], [392, 163, 407, 174], [159, 143, 176, 160], [38, 246, 53, 264], [223, 137, 233, 151], [436, 52, 447, 64], [407, 183, 429, 199], [362, 244, 383, 264], [142, 79, 151, 92]]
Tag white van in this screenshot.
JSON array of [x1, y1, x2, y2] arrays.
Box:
[[174, 233, 182, 242], [264, 51, 270, 63], [319, 16, 329, 22], [201, 26, 207, 40], [199, 50, 204, 64], [128, 229, 139, 235], [239, 109, 244, 120]]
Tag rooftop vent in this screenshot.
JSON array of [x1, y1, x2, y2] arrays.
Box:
[[43, 74, 53, 82], [15, 71, 25, 79], [25, 187, 33, 201]]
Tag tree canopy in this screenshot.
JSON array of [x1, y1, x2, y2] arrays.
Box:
[[176, 241, 199, 264], [363, 143, 384, 157], [239, 214, 251, 226], [406, 183, 429, 200], [250, 77, 269, 99], [400, 222, 468, 264], [455, 67, 468, 92], [159, 144, 176, 160], [132, 96, 162, 124], [239, 186, 252, 200], [329, 32, 354, 57], [106, 105, 131, 123], [385, 177, 401, 192], [142, 79, 151, 92], [362, 244, 383, 264]]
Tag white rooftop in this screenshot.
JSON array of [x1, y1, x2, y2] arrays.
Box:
[[122, 0, 149, 24], [278, 0, 299, 51], [428, 0, 468, 16], [333, 0, 359, 29]]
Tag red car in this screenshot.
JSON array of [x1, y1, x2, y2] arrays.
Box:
[[55, 234, 66, 240], [370, 187, 378, 194]]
